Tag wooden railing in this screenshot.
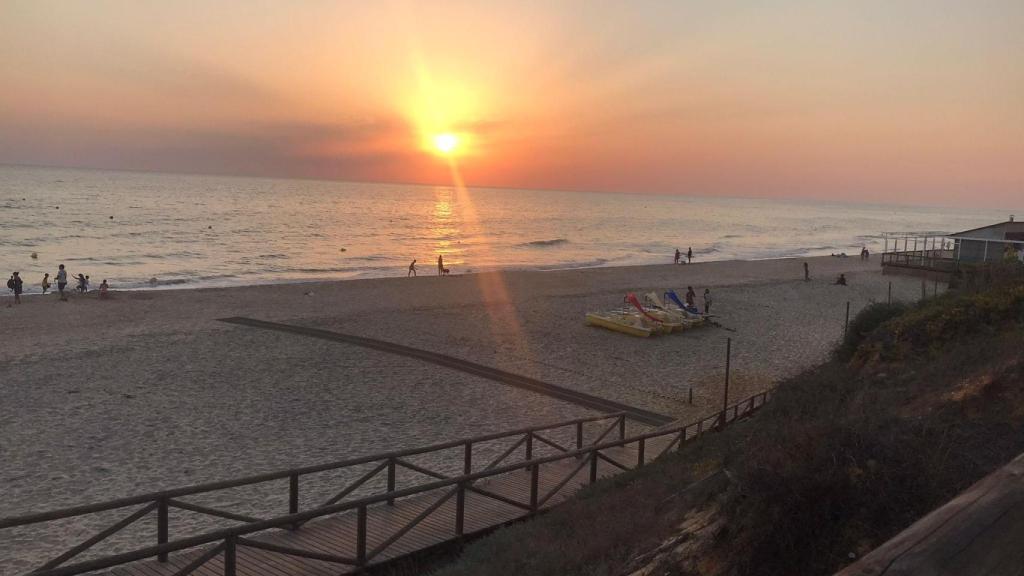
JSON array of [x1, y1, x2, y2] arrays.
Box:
[[882, 249, 958, 272], [1, 390, 774, 576]]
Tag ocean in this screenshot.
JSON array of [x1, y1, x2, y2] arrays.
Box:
[[0, 165, 1013, 291]]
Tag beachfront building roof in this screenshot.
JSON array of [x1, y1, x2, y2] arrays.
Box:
[[948, 219, 1024, 264]]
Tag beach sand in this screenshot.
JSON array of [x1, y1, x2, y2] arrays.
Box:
[[0, 256, 930, 569]]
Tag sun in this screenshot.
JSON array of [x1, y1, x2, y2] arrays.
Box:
[[433, 133, 459, 155]]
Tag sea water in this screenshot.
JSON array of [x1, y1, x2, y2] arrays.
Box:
[[0, 165, 1013, 290]]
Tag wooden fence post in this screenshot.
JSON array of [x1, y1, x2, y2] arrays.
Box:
[[575, 421, 584, 455], [721, 338, 731, 425], [356, 505, 367, 566], [387, 458, 396, 505], [455, 482, 465, 537], [530, 465, 539, 511], [289, 473, 299, 515], [525, 432, 533, 470], [157, 497, 169, 563], [223, 536, 236, 576], [844, 301, 851, 340]]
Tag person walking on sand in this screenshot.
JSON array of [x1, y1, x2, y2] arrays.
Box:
[[703, 288, 712, 314], [408, 259, 417, 277], [803, 261, 810, 281], [56, 264, 68, 301], [437, 254, 444, 277], [687, 247, 693, 264], [41, 273, 51, 294], [674, 249, 680, 264]]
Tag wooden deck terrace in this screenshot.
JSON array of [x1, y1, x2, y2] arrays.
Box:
[[2, 391, 773, 576]]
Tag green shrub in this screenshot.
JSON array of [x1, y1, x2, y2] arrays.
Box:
[[837, 302, 908, 360]]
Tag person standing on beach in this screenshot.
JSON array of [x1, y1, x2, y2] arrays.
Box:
[[99, 279, 110, 299], [56, 264, 68, 301], [703, 288, 712, 314], [11, 272, 23, 304], [803, 262, 810, 281], [674, 249, 680, 264], [41, 273, 51, 294], [437, 254, 444, 277], [685, 286, 696, 308], [408, 259, 417, 277], [687, 247, 693, 264]]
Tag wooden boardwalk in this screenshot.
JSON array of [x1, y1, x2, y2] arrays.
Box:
[[108, 439, 670, 576], [4, 395, 773, 576]]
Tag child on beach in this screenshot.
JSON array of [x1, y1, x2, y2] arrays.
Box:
[[687, 247, 693, 263], [99, 279, 109, 299], [408, 259, 417, 277], [703, 288, 712, 314], [41, 273, 51, 294], [674, 249, 680, 264], [437, 254, 444, 277], [685, 286, 696, 308], [56, 264, 68, 301]]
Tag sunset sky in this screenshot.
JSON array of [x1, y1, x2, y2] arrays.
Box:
[[1, 1, 1021, 207]]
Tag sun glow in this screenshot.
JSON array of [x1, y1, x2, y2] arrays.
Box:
[[433, 133, 459, 155]]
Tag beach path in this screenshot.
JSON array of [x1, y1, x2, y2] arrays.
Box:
[[217, 317, 673, 426]]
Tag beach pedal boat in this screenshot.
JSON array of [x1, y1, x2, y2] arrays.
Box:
[[643, 292, 701, 329], [625, 292, 680, 333], [584, 292, 673, 337], [585, 310, 654, 337]]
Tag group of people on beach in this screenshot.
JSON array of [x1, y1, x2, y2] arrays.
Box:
[[679, 285, 713, 314], [673, 247, 693, 264], [6, 264, 109, 305], [407, 255, 450, 277]]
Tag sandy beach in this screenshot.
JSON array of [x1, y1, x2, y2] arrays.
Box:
[[1, 256, 929, 570]]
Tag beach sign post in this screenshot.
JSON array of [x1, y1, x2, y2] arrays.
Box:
[[888, 281, 892, 305]]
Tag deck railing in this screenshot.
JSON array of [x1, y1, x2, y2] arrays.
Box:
[[881, 249, 958, 272], [2, 389, 774, 576]]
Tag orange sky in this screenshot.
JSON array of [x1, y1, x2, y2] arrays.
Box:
[[1, 1, 1022, 208]]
